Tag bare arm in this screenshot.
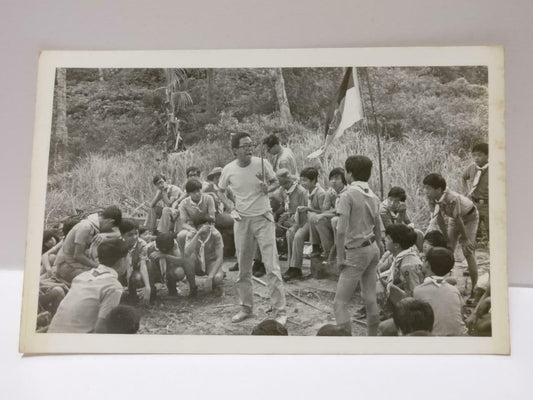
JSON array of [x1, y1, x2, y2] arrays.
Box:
[[184, 232, 199, 257], [150, 190, 162, 208], [217, 188, 235, 212], [41, 241, 62, 273], [336, 214, 348, 265], [374, 214, 384, 255]]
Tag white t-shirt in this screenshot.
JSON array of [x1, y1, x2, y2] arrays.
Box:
[[219, 157, 275, 217]]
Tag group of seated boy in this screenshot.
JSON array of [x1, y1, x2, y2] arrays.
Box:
[[37, 136, 490, 337]]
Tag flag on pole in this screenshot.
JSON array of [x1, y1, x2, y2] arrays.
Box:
[[307, 67, 364, 159]]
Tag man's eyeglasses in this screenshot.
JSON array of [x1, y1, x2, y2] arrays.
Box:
[[238, 143, 254, 149]]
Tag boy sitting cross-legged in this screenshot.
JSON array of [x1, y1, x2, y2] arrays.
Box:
[[183, 212, 225, 296], [118, 218, 151, 305], [48, 238, 129, 333]]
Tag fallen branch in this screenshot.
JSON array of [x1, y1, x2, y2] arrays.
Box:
[[252, 276, 330, 314]]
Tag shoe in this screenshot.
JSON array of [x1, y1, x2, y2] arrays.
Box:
[[282, 267, 303, 281], [232, 310, 253, 323], [229, 263, 239, 272], [252, 260, 266, 278]]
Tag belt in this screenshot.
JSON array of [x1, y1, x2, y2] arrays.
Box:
[[345, 237, 375, 250], [472, 198, 488, 205]]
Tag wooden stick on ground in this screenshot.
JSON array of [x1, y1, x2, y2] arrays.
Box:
[[252, 276, 330, 314]]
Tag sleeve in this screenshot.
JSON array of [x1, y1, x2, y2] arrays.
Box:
[[317, 190, 328, 212], [218, 166, 229, 190], [401, 262, 424, 296], [98, 284, 123, 320], [451, 197, 462, 219], [178, 201, 188, 222], [206, 195, 216, 220], [169, 186, 182, 204], [74, 224, 91, 246], [263, 159, 276, 182], [337, 193, 351, 216]]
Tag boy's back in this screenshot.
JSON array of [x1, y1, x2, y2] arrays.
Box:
[[339, 185, 380, 248], [414, 279, 467, 336], [48, 265, 123, 333]]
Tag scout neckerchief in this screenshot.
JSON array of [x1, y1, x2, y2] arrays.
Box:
[[197, 226, 213, 273], [383, 199, 399, 223], [423, 275, 446, 288], [332, 186, 347, 210], [308, 184, 322, 208], [468, 163, 489, 197], [432, 189, 448, 219], [283, 181, 298, 211], [350, 181, 378, 199], [189, 194, 205, 212]]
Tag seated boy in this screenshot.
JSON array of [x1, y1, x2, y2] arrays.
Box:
[[106, 305, 140, 334], [251, 319, 289, 336], [183, 212, 225, 296], [380, 186, 423, 251], [176, 179, 216, 254], [462, 142, 489, 240], [41, 217, 80, 278], [48, 238, 129, 333], [308, 167, 347, 262], [55, 206, 122, 284], [147, 232, 195, 297], [423, 173, 479, 295], [283, 167, 327, 281], [393, 297, 434, 336], [119, 219, 151, 305], [413, 247, 468, 336], [145, 174, 184, 234]]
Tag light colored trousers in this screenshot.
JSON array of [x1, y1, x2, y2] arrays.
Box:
[[234, 212, 286, 313], [333, 242, 380, 335], [286, 223, 309, 269], [309, 214, 334, 255]]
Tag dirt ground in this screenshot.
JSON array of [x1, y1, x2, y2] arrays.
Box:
[[138, 248, 490, 336]]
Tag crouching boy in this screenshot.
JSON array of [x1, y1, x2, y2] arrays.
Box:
[[119, 219, 151, 305], [183, 212, 225, 296], [48, 238, 129, 333]]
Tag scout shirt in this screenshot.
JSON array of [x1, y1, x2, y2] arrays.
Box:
[[273, 146, 298, 175], [462, 162, 489, 201]]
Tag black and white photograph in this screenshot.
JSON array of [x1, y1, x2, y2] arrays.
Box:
[[19, 48, 508, 354]]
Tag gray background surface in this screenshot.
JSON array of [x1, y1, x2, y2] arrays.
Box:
[[1, 0, 530, 286]]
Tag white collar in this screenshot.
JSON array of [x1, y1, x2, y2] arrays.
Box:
[[436, 189, 448, 204], [423, 275, 445, 287], [94, 264, 118, 278], [286, 182, 298, 194], [476, 163, 489, 171]]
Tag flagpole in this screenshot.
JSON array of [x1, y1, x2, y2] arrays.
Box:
[[362, 67, 384, 200]]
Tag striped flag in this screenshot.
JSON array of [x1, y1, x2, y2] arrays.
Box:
[[308, 67, 364, 159]]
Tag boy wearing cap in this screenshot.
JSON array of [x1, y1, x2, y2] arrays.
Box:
[[48, 238, 129, 333], [423, 173, 479, 294]]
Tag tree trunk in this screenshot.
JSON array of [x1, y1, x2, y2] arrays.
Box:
[[206, 69, 216, 117], [270, 68, 292, 126]]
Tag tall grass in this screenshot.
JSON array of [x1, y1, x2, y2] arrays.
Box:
[[45, 127, 472, 230]]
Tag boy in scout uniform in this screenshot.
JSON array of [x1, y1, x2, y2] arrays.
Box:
[[423, 173, 479, 296]]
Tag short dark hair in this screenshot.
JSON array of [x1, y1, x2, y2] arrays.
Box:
[[186, 166, 200, 177], [106, 305, 140, 334], [152, 174, 166, 185], [97, 238, 129, 268], [423, 230, 448, 248], [300, 167, 319, 182], [62, 217, 81, 236], [119, 218, 139, 235], [316, 324, 351, 336], [385, 224, 418, 250], [328, 167, 347, 185], [393, 297, 434, 335], [251, 319, 288, 336], [185, 179, 203, 194], [472, 142, 488, 156], [231, 131, 251, 149], [42, 230, 59, 253], [422, 173, 446, 191], [101, 205, 122, 227], [345, 155, 372, 182], [426, 247, 455, 276], [191, 212, 214, 228], [155, 232, 176, 253], [388, 186, 407, 201], [263, 134, 280, 149]]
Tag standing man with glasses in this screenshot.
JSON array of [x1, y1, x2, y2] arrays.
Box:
[[217, 132, 287, 324]]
